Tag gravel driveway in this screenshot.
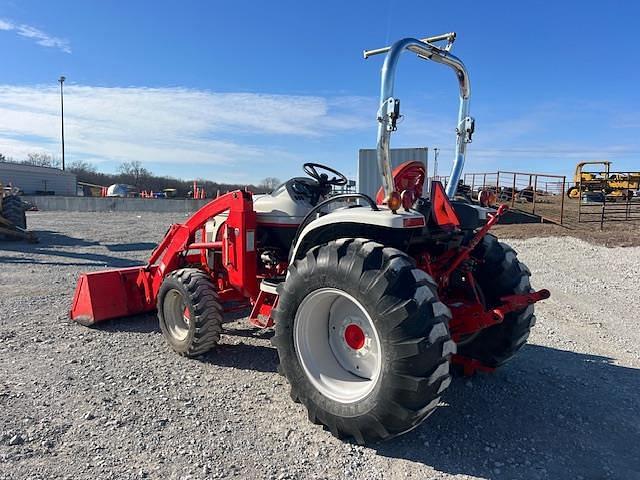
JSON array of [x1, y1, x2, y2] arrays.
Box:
[[1, 211, 638, 479]]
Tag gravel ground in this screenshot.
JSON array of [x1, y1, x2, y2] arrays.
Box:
[[1, 211, 639, 480]]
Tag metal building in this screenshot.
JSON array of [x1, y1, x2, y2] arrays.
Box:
[[357, 147, 428, 199], [0, 162, 77, 195]]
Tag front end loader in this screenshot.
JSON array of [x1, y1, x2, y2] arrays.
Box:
[[70, 33, 548, 444]]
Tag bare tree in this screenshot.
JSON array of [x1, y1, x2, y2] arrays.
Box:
[[68, 159, 97, 174], [22, 152, 60, 168], [260, 177, 281, 192], [119, 160, 152, 186]]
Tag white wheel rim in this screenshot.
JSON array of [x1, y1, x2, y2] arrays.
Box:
[[294, 288, 382, 404], [163, 289, 191, 341]]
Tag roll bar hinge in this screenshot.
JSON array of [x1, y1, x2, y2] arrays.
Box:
[[458, 116, 475, 143], [377, 97, 401, 132]]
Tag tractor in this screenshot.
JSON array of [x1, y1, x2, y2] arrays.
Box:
[[70, 33, 548, 444]]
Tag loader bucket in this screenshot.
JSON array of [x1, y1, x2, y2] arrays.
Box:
[[70, 266, 156, 326]]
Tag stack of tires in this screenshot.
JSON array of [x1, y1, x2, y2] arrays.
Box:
[[1, 195, 28, 238]]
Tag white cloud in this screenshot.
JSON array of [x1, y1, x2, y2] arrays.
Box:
[[2, 82, 637, 181], [0, 84, 371, 178], [0, 18, 71, 53]]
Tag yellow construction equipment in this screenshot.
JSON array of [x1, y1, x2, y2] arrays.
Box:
[[567, 161, 640, 200]]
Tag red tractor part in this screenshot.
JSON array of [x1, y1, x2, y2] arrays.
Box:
[[70, 266, 157, 325], [429, 180, 461, 229], [416, 201, 507, 284], [413, 196, 549, 376], [375, 161, 426, 205], [438, 203, 507, 284], [451, 356, 496, 376], [70, 190, 258, 325], [449, 288, 550, 339], [248, 289, 278, 328]]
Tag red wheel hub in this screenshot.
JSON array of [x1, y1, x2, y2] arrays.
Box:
[[344, 324, 365, 350]]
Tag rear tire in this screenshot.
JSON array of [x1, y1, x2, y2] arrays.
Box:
[[273, 238, 455, 444], [157, 268, 223, 357], [457, 235, 536, 368]]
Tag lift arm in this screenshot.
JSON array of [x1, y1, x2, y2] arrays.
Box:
[[70, 190, 257, 325]]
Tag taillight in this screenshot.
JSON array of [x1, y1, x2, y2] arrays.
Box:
[[403, 217, 425, 228]]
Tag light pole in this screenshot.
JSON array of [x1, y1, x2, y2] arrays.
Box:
[[58, 75, 66, 170], [433, 147, 439, 178]]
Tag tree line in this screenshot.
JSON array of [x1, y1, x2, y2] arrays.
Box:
[[0, 153, 280, 197]]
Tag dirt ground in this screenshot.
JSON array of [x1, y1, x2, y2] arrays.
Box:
[[1, 211, 639, 480], [494, 220, 640, 247], [493, 194, 640, 247]]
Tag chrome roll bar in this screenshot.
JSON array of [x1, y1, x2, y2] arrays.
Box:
[[362, 32, 457, 59], [364, 34, 474, 200]]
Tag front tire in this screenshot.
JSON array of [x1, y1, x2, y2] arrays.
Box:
[[157, 268, 223, 357], [273, 238, 455, 444]]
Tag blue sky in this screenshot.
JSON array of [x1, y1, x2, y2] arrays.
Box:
[[0, 0, 639, 183]]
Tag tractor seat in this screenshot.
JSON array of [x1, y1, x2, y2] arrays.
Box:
[[254, 178, 318, 226]]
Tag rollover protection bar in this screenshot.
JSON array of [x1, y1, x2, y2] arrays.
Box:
[[364, 33, 474, 200]]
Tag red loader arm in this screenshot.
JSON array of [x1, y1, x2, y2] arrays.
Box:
[[70, 190, 257, 325]]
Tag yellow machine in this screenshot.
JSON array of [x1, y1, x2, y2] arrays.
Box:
[[608, 172, 640, 192], [567, 161, 639, 199]]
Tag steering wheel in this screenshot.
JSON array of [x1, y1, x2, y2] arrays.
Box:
[[303, 163, 348, 186]]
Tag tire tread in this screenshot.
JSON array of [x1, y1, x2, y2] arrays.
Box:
[[158, 268, 223, 357], [458, 234, 537, 367], [273, 238, 453, 444]]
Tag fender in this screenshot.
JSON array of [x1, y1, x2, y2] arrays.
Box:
[[289, 206, 425, 261]]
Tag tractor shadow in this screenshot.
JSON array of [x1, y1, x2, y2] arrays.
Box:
[[94, 314, 279, 373], [375, 344, 640, 479], [201, 320, 278, 372], [24, 230, 100, 247], [95, 313, 159, 334], [223, 324, 274, 340], [87, 313, 640, 477], [200, 342, 278, 373], [0, 230, 146, 267]]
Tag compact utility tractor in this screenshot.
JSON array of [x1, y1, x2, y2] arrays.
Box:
[[70, 33, 548, 444]]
